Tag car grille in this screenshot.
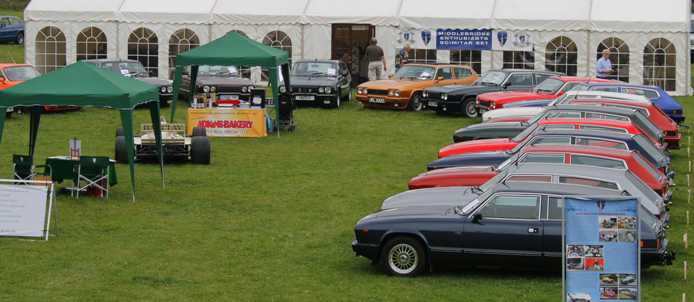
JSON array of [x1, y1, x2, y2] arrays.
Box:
[[368, 89, 389, 96], [478, 100, 493, 108], [293, 87, 316, 94], [666, 131, 678, 137], [426, 92, 441, 100]]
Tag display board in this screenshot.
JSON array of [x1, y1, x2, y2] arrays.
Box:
[[187, 108, 267, 137], [564, 197, 640, 302], [0, 181, 54, 240]]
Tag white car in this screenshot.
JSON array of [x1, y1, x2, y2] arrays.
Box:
[[567, 293, 592, 302], [482, 91, 651, 122]]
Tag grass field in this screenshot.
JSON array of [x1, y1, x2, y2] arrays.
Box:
[[0, 30, 692, 301]]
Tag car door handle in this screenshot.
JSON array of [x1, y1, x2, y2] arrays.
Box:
[[528, 227, 540, 234]]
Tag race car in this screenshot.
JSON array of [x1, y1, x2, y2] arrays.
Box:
[[115, 120, 211, 165]]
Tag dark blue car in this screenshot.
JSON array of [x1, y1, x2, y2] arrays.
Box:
[[504, 83, 685, 124], [0, 16, 24, 44]]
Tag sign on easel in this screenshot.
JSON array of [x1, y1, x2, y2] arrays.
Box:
[[0, 180, 54, 240], [564, 197, 640, 302]]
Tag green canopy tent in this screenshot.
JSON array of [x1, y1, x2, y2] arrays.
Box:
[[0, 62, 164, 201], [170, 32, 291, 128]]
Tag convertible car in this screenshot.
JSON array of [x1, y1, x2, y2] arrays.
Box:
[[356, 64, 478, 111], [352, 181, 672, 276], [435, 128, 670, 174], [422, 69, 560, 117], [409, 163, 667, 220], [453, 105, 665, 147]]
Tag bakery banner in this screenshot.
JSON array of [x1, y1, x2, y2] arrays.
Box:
[[492, 30, 534, 51], [435, 29, 492, 51], [564, 197, 640, 302], [187, 108, 267, 138]]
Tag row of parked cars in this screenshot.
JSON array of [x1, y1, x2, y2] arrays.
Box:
[[351, 72, 684, 277]]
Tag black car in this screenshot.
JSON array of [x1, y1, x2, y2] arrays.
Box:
[[352, 181, 672, 277], [290, 60, 351, 108], [452, 105, 665, 143], [180, 65, 255, 105], [84, 59, 172, 106], [423, 69, 561, 118]]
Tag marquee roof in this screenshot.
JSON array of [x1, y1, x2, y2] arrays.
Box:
[[24, 0, 690, 32]]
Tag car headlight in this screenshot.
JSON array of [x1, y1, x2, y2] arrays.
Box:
[[167, 86, 173, 93], [357, 87, 366, 95], [203, 86, 210, 93], [160, 86, 167, 93], [248, 86, 255, 92], [210, 86, 217, 93], [394, 89, 400, 97], [441, 93, 448, 100], [242, 86, 248, 93], [318, 87, 325, 93], [280, 86, 287, 93], [324, 87, 332, 94], [422, 91, 429, 98]]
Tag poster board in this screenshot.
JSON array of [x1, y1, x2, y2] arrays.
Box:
[[0, 180, 54, 240], [564, 197, 640, 302], [187, 108, 267, 138]]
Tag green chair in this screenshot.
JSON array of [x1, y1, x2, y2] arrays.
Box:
[[12, 154, 51, 184], [74, 156, 111, 199]]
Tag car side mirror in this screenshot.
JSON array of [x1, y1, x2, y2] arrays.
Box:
[[472, 213, 483, 224], [503, 82, 512, 88], [436, 76, 445, 82]]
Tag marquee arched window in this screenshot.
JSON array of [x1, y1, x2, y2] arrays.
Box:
[[643, 38, 676, 91], [597, 37, 629, 82], [128, 28, 158, 77], [503, 51, 535, 70], [76, 27, 107, 61], [545, 36, 577, 76], [450, 50, 481, 74], [169, 29, 200, 76], [35, 26, 66, 74], [263, 31, 292, 63]]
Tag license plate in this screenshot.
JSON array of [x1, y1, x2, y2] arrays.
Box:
[[220, 94, 240, 100], [295, 95, 315, 101], [369, 98, 385, 104], [427, 101, 438, 108]]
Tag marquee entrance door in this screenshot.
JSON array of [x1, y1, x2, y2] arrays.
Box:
[[331, 24, 375, 85]]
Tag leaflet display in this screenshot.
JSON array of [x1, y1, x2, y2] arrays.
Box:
[[0, 182, 53, 240]]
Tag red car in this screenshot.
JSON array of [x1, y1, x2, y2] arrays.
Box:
[[438, 118, 660, 159], [415, 145, 669, 196], [0, 63, 79, 113], [475, 76, 615, 111]]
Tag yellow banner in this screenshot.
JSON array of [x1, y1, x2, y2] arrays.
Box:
[[187, 108, 267, 137]]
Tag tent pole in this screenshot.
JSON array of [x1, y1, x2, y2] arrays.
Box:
[[170, 65, 184, 122], [0, 107, 6, 143], [149, 101, 165, 189], [29, 106, 42, 158], [269, 67, 279, 136], [119, 110, 137, 202]]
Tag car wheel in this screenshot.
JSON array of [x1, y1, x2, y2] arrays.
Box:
[[408, 93, 424, 112], [462, 97, 478, 118], [380, 236, 426, 277], [16, 32, 24, 45], [191, 136, 211, 164], [115, 127, 124, 137], [192, 127, 207, 137], [115, 136, 128, 163]]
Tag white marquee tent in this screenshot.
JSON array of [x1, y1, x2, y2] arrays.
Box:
[[23, 0, 691, 95]]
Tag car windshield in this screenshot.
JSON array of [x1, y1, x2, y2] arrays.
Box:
[[625, 172, 662, 211], [393, 65, 435, 81], [116, 62, 148, 77], [534, 78, 564, 94], [634, 152, 663, 182], [633, 135, 668, 166], [3, 66, 39, 81], [549, 93, 572, 106], [511, 123, 539, 143], [478, 71, 507, 85], [292, 62, 337, 77], [197, 65, 239, 77], [630, 111, 664, 142]]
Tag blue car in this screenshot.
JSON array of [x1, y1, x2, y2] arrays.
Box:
[[0, 16, 24, 44], [505, 83, 685, 123]]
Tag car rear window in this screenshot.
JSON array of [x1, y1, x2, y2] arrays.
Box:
[[558, 177, 619, 190], [520, 154, 565, 164], [506, 175, 552, 183], [574, 137, 628, 150], [579, 125, 628, 134], [570, 155, 626, 169]]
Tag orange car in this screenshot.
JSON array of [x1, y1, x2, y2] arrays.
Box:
[[0, 63, 79, 113], [356, 64, 478, 111]]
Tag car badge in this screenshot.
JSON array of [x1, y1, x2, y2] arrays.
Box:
[[421, 30, 432, 46], [497, 31, 508, 47]]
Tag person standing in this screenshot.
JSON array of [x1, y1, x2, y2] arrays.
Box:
[[596, 49, 614, 79], [396, 43, 411, 71], [365, 38, 387, 81]]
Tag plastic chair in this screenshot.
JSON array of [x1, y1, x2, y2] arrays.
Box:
[[74, 156, 110, 199]]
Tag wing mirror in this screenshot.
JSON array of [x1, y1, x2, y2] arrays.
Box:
[[472, 213, 483, 224], [435, 76, 445, 82]]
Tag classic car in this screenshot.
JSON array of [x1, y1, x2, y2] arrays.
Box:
[[352, 181, 672, 276], [475, 76, 615, 112], [356, 64, 478, 111], [85, 59, 173, 106], [434, 128, 670, 174], [500, 90, 651, 109], [290, 60, 351, 108], [422, 69, 560, 117], [408, 163, 667, 220], [579, 83, 685, 124], [429, 144, 670, 199], [0, 63, 79, 113], [453, 105, 665, 147], [0, 16, 24, 44], [180, 65, 255, 106]]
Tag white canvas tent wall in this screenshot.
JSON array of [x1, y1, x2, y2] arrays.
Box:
[[23, 0, 692, 95]]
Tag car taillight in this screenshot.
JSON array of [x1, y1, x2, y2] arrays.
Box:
[[640, 239, 660, 249]]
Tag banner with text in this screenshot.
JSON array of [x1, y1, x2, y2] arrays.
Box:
[[0, 183, 51, 239], [564, 197, 640, 302], [436, 29, 492, 50], [187, 108, 267, 137]]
